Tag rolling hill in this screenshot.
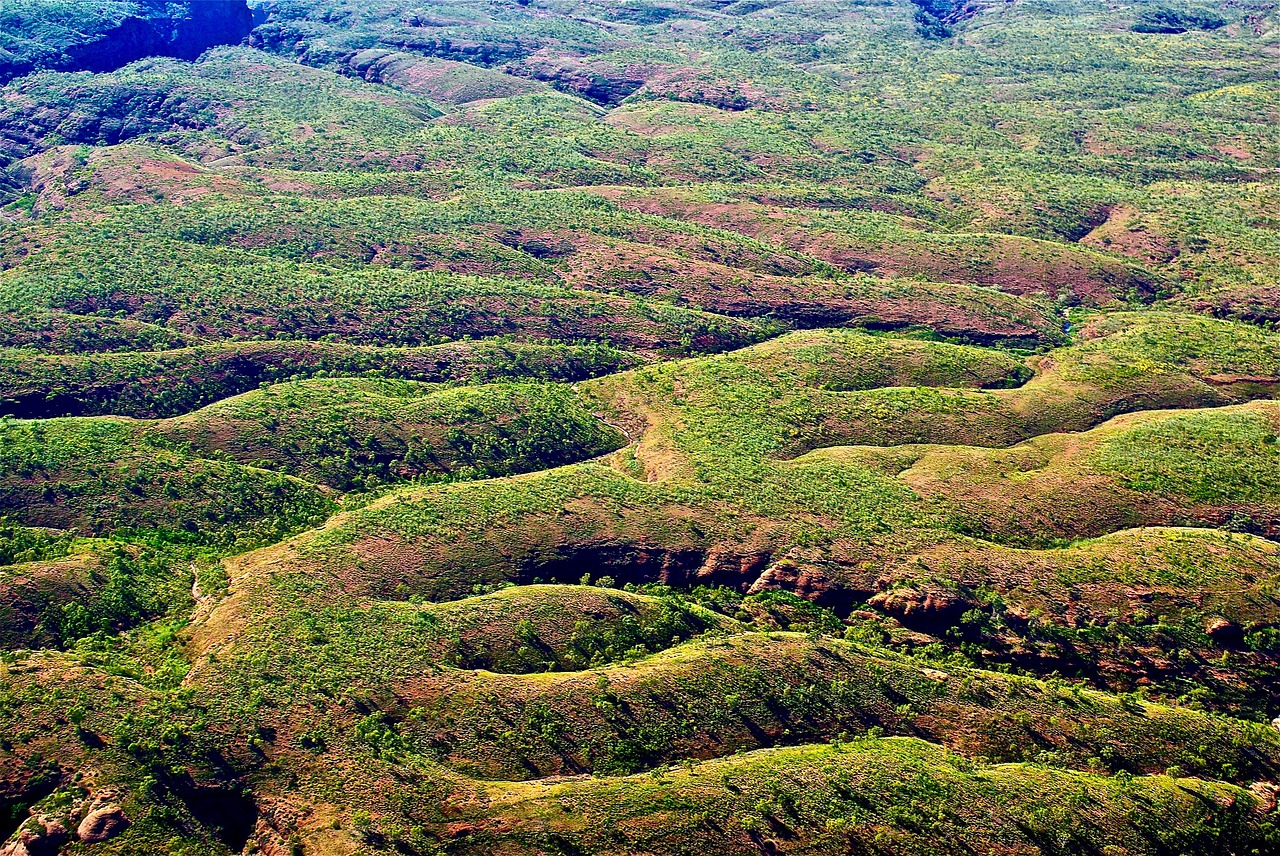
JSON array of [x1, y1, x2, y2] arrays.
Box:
[[0, 0, 1278, 854]]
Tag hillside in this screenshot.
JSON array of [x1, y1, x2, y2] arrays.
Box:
[[0, 1, 253, 84], [0, 0, 1278, 854]]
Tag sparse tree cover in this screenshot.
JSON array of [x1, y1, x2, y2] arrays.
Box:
[[0, 0, 1278, 853]]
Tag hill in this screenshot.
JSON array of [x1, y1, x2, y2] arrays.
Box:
[[0, 0, 1278, 854]]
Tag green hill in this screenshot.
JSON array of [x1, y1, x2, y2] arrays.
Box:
[[0, 0, 1278, 853]]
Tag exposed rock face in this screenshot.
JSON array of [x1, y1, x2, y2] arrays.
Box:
[[506, 53, 650, 106], [748, 559, 867, 614], [0, 819, 67, 856], [868, 586, 978, 632], [0, 1, 253, 84], [1251, 782, 1280, 814], [346, 50, 545, 105], [517, 545, 770, 592], [1205, 616, 1244, 647], [700, 548, 772, 588], [76, 805, 128, 843]]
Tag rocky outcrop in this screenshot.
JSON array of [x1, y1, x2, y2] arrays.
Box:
[[76, 805, 128, 843], [0, 1, 252, 85], [346, 50, 545, 105], [1251, 782, 1280, 814], [747, 559, 868, 614], [1205, 616, 1244, 647], [0, 818, 67, 856], [868, 586, 979, 632], [506, 53, 650, 106]]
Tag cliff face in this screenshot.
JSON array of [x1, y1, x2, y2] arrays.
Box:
[[159, 0, 256, 61], [0, 0, 253, 84]]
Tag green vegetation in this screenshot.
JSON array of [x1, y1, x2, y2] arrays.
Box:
[[1132, 7, 1228, 33], [0, 337, 638, 419], [1097, 408, 1280, 503], [0, 417, 333, 542], [0, 0, 1279, 853], [162, 378, 627, 490]]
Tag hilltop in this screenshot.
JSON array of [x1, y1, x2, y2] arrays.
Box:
[[0, 0, 1278, 854]]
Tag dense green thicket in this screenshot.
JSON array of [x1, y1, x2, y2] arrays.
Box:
[[0, 337, 639, 418], [0, 0, 1279, 853]]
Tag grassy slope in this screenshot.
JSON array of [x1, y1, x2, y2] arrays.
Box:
[[161, 378, 627, 490], [0, 0, 1279, 853], [0, 337, 639, 419]]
